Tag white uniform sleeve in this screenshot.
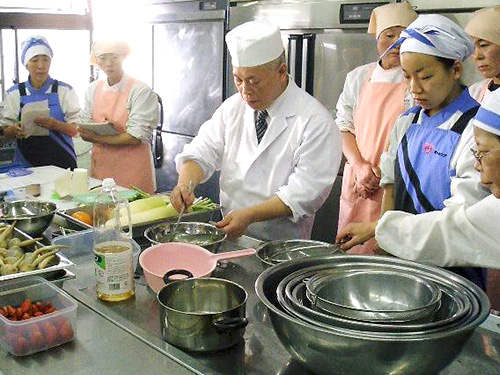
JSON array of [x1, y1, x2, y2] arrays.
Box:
[[175, 106, 225, 183], [58, 85, 81, 123], [78, 83, 96, 124], [376, 195, 500, 269], [126, 84, 158, 143], [334, 64, 373, 134], [0, 89, 21, 127], [277, 115, 342, 221], [379, 113, 413, 186], [444, 124, 490, 208]]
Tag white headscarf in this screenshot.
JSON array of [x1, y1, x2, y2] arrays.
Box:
[[21, 36, 53, 66], [90, 40, 132, 65], [382, 14, 474, 61], [474, 89, 500, 137]]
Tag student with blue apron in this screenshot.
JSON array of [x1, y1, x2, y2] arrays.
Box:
[[394, 97, 486, 289], [0, 36, 80, 170], [336, 15, 490, 290]]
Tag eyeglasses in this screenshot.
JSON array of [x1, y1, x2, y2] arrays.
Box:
[[470, 148, 488, 165]]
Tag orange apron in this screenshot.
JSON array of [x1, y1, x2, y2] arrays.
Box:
[[338, 67, 406, 254], [90, 78, 155, 194]]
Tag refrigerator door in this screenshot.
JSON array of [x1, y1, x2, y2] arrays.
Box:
[[153, 20, 225, 136], [284, 29, 379, 114]]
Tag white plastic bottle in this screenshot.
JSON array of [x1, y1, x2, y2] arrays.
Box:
[[92, 178, 134, 301]]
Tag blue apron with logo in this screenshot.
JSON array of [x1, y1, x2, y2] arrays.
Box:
[[394, 105, 486, 290], [15, 77, 77, 169]]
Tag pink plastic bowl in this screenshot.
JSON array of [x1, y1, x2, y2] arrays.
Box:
[[139, 242, 256, 293]]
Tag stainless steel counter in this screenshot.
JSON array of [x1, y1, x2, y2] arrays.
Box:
[[2, 236, 500, 375], [0, 301, 198, 375]]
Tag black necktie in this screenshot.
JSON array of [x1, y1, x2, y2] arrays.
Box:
[[255, 110, 268, 144]]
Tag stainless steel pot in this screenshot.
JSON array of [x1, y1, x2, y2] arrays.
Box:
[[157, 274, 248, 352]]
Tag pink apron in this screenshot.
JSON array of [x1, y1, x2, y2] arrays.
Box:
[[338, 67, 406, 254], [90, 78, 155, 194], [477, 79, 491, 103]]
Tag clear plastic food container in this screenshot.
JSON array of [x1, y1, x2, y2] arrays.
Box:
[[52, 229, 141, 272], [0, 276, 77, 356]]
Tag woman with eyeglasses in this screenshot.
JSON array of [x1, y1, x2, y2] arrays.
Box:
[[336, 88, 500, 270], [336, 15, 491, 288], [78, 40, 158, 193], [465, 6, 500, 103]]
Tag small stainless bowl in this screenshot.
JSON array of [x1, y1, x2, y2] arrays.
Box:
[[0, 200, 57, 236], [144, 222, 226, 252], [256, 240, 343, 267]]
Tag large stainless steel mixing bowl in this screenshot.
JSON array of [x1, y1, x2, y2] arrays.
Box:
[[0, 201, 57, 236], [255, 255, 490, 375], [305, 270, 441, 322], [279, 266, 470, 333]]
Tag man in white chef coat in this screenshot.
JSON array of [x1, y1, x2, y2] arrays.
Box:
[[172, 20, 342, 240]]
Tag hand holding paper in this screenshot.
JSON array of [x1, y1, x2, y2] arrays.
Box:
[[20, 101, 51, 137]]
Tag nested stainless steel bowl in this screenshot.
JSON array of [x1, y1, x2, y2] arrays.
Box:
[[0, 200, 57, 236], [144, 221, 226, 252], [279, 268, 471, 334], [255, 239, 343, 266], [305, 270, 442, 322], [255, 255, 490, 375]]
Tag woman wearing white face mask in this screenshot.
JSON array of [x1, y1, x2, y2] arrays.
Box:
[[466, 6, 500, 103], [78, 40, 158, 193], [337, 15, 490, 289], [335, 2, 417, 254]]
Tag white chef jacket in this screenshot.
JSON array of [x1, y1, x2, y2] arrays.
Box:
[[335, 61, 413, 133], [376, 194, 500, 269], [175, 77, 342, 240], [0, 77, 80, 127], [469, 79, 495, 103], [79, 74, 158, 143], [380, 89, 490, 208]]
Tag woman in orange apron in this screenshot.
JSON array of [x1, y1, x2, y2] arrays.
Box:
[[78, 40, 158, 194], [466, 6, 500, 103], [335, 2, 417, 254]]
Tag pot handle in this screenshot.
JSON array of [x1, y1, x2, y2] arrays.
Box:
[[213, 317, 249, 333], [163, 269, 194, 284]]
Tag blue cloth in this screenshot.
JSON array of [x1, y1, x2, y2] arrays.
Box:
[[394, 89, 485, 290], [473, 89, 500, 136], [13, 77, 76, 169], [394, 89, 478, 214], [20, 36, 53, 65], [383, 14, 474, 62]]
